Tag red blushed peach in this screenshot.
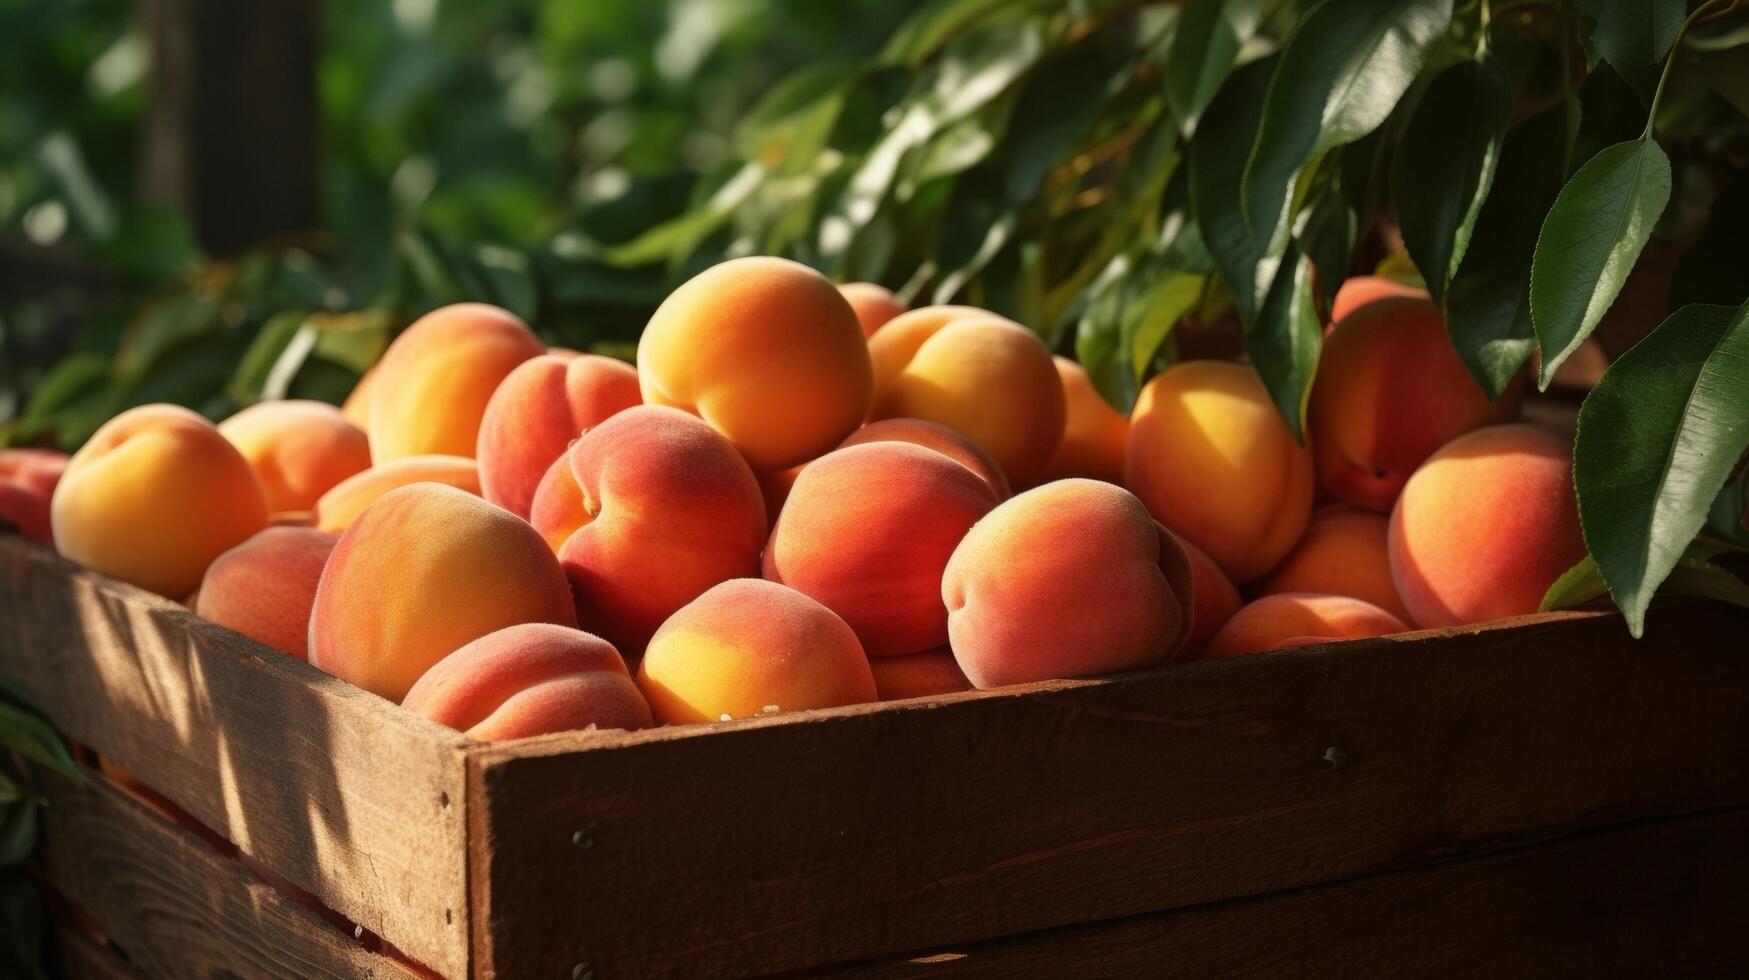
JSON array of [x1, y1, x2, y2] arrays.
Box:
[[195, 526, 338, 660], [367, 303, 544, 463], [0, 448, 69, 542], [1389, 423, 1586, 628], [869, 649, 972, 700], [218, 400, 372, 515], [838, 417, 1010, 499], [403, 623, 653, 740], [308, 483, 577, 702], [1259, 507, 1411, 622], [476, 353, 642, 518], [312, 454, 481, 533], [1045, 356, 1129, 485], [638, 257, 873, 471], [1329, 275, 1427, 324], [52, 405, 269, 597], [530, 406, 767, 654], [942, 479, 1194, 688], [1180, 537, 1241, 659], [838, 282, 907, 337], [1203, 593, 1408, 659], [637, 578, 876, 724], [765, 442, 999, 657]]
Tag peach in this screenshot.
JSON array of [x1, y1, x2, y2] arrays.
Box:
[[638, 257, 873, 471], [367, 303, 543, 463], [866, 306, 999, 417], [942, 479, 1194, 688], [530, 406, 767, 654], [51, 405, 268, 597], [838, 281, 906, 337], [1045, 356, 1129, 484], [312, 454, 481, 533], [1389, 423, 1586, 628], [869, 649, 972, 701], [1330, 274, 1427, 323], [0, 448, 69, 542], [340, 364, 378, 429], [195, 526, 337, 659], [1259, 507, 1411, 622], [1180, 537, 1241, 659], [1126, 360, 1313, 582], [838, 418, 1010, 499], [756, 464, 806, 525], [403, 623, 652, 740], [637, 578, 876, 724], [1310, 295, 1517, 511], [308, 483, 576, 702], [1203, 593, 1408, 659], [765, 442, 999, 657], [476, 353, 641, 518], [218, 400, 372, 515]]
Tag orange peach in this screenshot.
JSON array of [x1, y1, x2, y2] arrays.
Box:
[[403, 623, 653, 739], [1330, 275, 1427, 324], [340, 364, 378, 429], [367, 303, 543, 463], [1203, 593, 1408, 659], [838, 417, 1010, 499], [1045, 356, 1129, 484], [51, 405, 268, 597], [1388, 423, 1586, 628], [866, 305, 1000, 417], [638, 257, 873, 471], [839, 282, 907, 337], [755, 464, 806, 525], [1126, 360, 1313, 582], [312, 454, 481, 533], [765, 442, 999, 656], [308, 483, 576, 702], [1310, 295, 1518, 511], [476, 353, 641, 518], [0, 448, 69, 542], [530, 406, 767, 654], [637, 578, 876, 724], [218, 400, 372, 515], [869, 649, 973, 700], [942, 479, 1194, 688], [1180, 537, 1241, 659], [195, 526, 337, 660], [1259, 507, 1411, 622]]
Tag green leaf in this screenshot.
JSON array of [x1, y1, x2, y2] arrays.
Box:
[[1540, 554, 1608, 611], [1246, 244, 1322, 442], [1295, 179, 1356, 315], [0, 867, 45, 980], [226, 311, 310, 406], [1592, 0, 1685, 72], [1189, 55, 1278, 326], [1391, 58, 1512, 305], [1165, 0, 1262, 137], [0, 802, 34, 867], [0, 701, 80, 781], [1573, 299, 1749, 636], [1530, 137, 1672, 390], [1542, 546, 1749, 614]]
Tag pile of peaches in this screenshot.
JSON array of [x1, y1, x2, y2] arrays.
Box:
[[0, 257, 1585, 740]]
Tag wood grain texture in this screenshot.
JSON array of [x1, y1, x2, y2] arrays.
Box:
[[829, 807, 1749, 978], [55, 920, 148, 980], [0, 537, 472, 978], [470, 601, 1749, 979]]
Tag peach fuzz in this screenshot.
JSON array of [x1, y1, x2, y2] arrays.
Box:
[[1126, 360, 1313, 582], [1310, 294, 1516, 511], [839, 417, 1010, 499], [367, 303, 543, 463], [309, 483, 576, 703], [1329, 274, 1427, 324], [1259, 507, 1411, 622], [637, 256, 872, 471], [403, 623, 652, 740], [476, 352, 641, 518], [1180, 537, 1241, 659], [0, 448, 69, 542], [1203, 593, 1408, 659], [869, 649, 972, 701], [765, 442, 999, 657], [866, 305, 1009, 418], [312, 454, 481, 533], [1388, 424, 1586, 628], [637, 578, 876, 724], [942, 479, 1193, 689], [530, 405, 767, 654], [878, 317, 1066, 487], [838, 281, 906, 337], [51, 405, 268, 597], [218, 400, 371, 515], [1046, 356, 1129, 484], [195, 526, 338, 660]]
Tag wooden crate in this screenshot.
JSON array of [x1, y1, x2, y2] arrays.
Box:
[[3, 533, 1747, 978]]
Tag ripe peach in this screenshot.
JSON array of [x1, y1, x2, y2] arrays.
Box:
[[0, 448, 69, 542], [1310, 295, 1517, 511], [755, 464, 806, 525], [218, 400, 372, 515], [1180, 537, 1241, 659], [403, 623, 653, 740], [637, 257, 872, 471], [195, 526, 336, 660], [1045, 356, 1129, 484], [1389, 423, 1586, 628], [1203, 593, 1408, 659], [530, 406, 767, 654], [1126, 360, 1313, 582], [367, 303, 543, 463], [340, 364, 378, 429], [838, 281, 906, 337], [1330, 275, 1426, 324], [942, 479, 1193, 688], [637, 578, 876, 724], [308, 483, 576, 702], [865, 306, 993, 417], [868, 649, 972, 700], [51, 405, 268, 597], [312, 454, 481, 533], [765, 442, 999, 657], [476, 353, 641, 518], [838, 418, 1010, 499], [1259, 507, 1411, 622]]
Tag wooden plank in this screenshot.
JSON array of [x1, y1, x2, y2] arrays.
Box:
[[40, 768, 426, 980], [469, 601, 1749, 978], [830, 807, 1749, 978], [0, 537, 472, 978], [55, 919, 147, 980]]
